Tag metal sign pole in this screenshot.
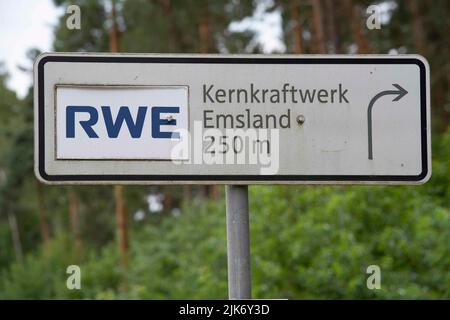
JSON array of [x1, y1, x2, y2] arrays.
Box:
[[226, 185, 252, 299]]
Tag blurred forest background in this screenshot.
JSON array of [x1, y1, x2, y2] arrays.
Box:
[[0, 0, 448, 299]]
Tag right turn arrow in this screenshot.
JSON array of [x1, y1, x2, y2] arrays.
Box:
[[367, 84, 408, 160]]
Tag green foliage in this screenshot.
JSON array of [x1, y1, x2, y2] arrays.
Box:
[[124, 200, 228, 299], [250, 184, 449, 299], [1, 164, 447, 298], [422, 128, 450, 205], [120, 0, 255, 53], [0, 234, 73, 299]]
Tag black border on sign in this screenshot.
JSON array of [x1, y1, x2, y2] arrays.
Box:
[[37, 55, 429, 182]]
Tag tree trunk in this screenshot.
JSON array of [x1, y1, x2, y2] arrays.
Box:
[[36, 181, 50, 244], [198, 2, 220, 199], [203, 185, 220, 199], [114, 185, 129, 269], [109, 0, 129, 271], [109, 0, 120, 53], [68, 190, 82, 258], [406, 0, 426, 56], [290, 0, 304, 54], [8, 212, 23, 263], [323, 0, 340, 53], [199, 9, 213, 54], [435, 19, 449, 130], [154, 0, 187, 51], [163, 186, 174, 213], [344, 0, 370, 54], [446, 25, 450, 129], [310, 0, 326, 54], [183, 186, 192, 203], [436, 82, 447, 131]]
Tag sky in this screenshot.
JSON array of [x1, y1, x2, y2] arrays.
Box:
[[0, 0, 399, 99], [229, 0, 285, 54], [0, 0, 61, 98], [0, 0, 284, 99]]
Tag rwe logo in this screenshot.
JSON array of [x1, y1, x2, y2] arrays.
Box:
[[56, 86, 188, 160]]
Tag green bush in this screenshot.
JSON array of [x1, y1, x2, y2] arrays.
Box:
[[0, 132, 448, 299]]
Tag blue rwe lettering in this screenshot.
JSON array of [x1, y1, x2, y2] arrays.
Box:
[[151, 106, 180, 139], [101, 106, 147, 138], [66, 106, 99, 138]]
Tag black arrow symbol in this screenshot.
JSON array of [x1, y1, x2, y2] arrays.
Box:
[[368, 84, 408, 160]]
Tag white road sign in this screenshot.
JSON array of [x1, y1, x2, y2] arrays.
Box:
[[34, 53, 430, 184]]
